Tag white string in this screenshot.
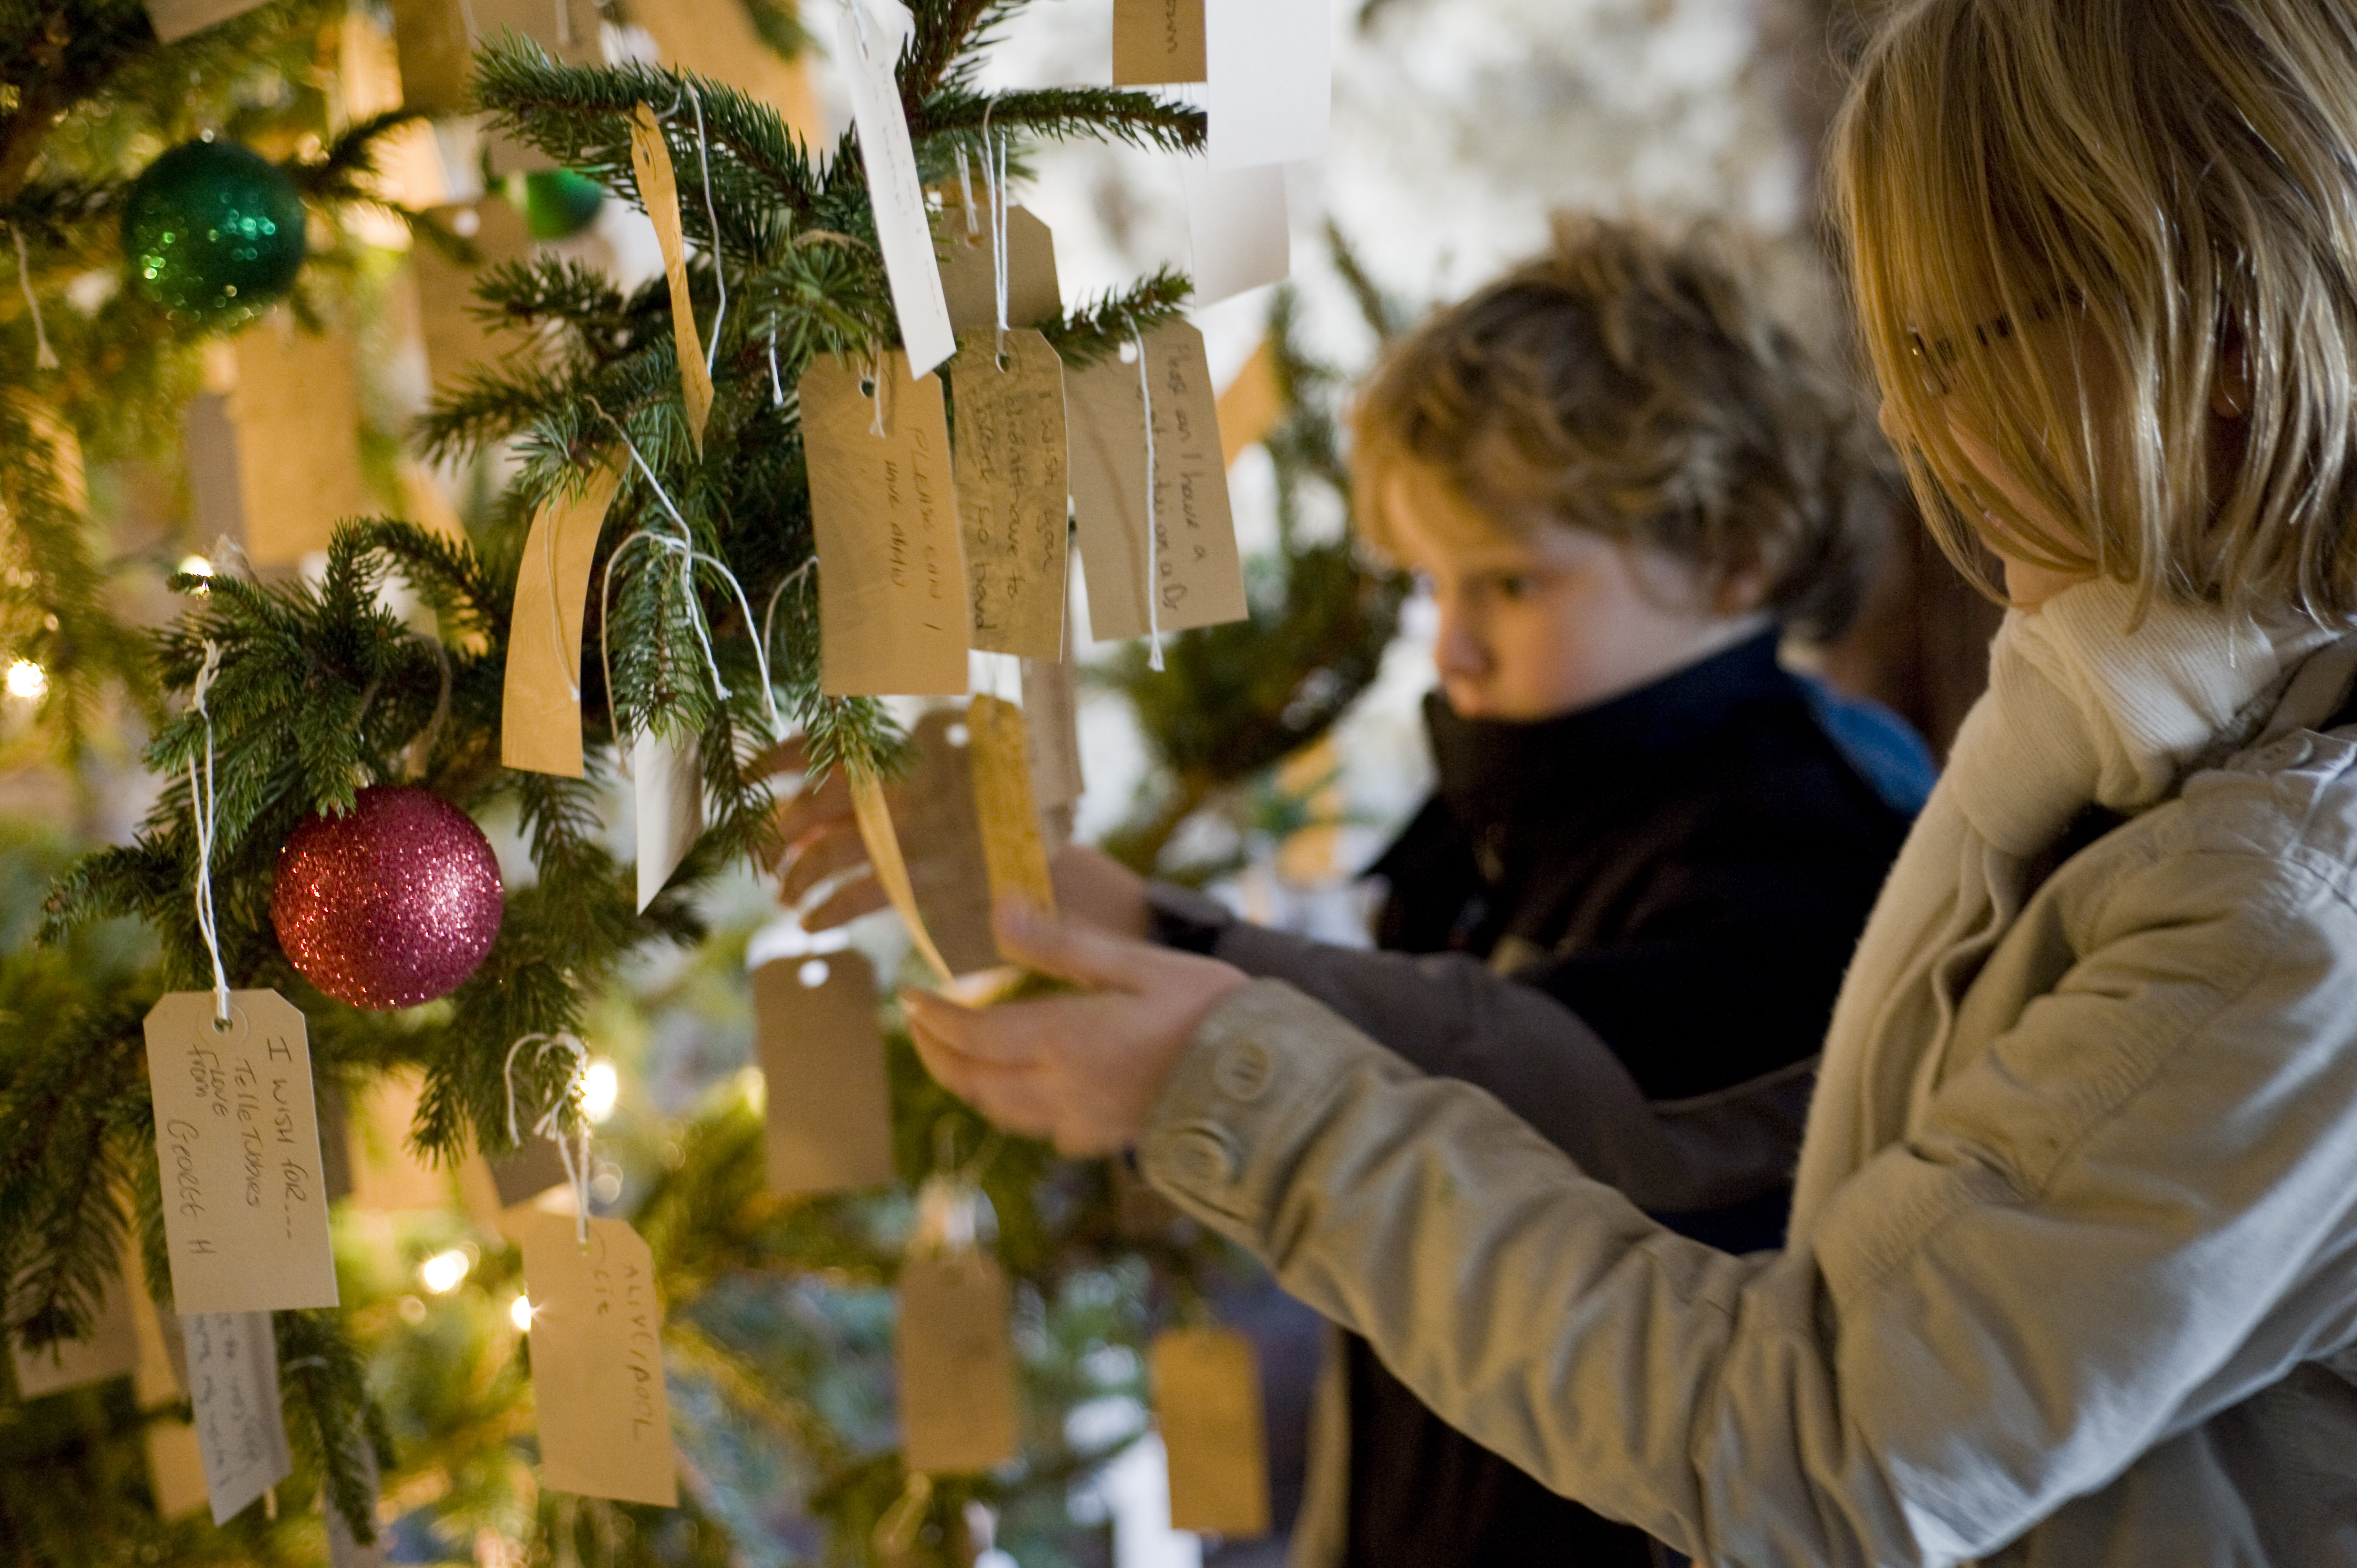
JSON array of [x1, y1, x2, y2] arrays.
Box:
[[10, 226, 56, 372], [687, 86, 726, 377], [189, 641, 232, 1021], [502, 1032, 594, 1246], [1136, 340, 1165, 672], [954, 144, 980, 237], [761, 559, 818, 672], [552, 0, 573, 46], [868, 350, 889, 439], [991, 133, 1011, 359], [768, 329, 785, 408]]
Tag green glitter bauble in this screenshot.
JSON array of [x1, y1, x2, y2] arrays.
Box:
[[523, 169, 605, 240], [121, 139, 307, 327]]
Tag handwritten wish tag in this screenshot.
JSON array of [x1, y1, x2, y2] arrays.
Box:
[[503, 463, 624, 777], [1022, 655, 1085, 846], [838, 0, 956, 374], [939, 203, 1063, 336], [515, 1212, 680, 1508], [183, 1310, 294, 1525], [752, 948, 897, 1195], [634, 729, 705, 914], [628, 105, 717, 452], [144, 990, 338, 1315], [226, 313, 371, 567], [966, 696, 1055, 917], [1205, 0, 1331, 168], [1151, 1327, 1271, 1537], [1070, 324, 1248, 642], [850, 767, 958, 985], [146, 0, 265, 43], [1182, 160, 1291, 305], [1113, 0, 1206, 84], [801, 353, 971, 697], [896, 1250, 1019, 1474], [411, 200, 534, 396], [10, 1259, 139, 1400], [891, 710, 1000, 976], [951, 330, 1069, 659]]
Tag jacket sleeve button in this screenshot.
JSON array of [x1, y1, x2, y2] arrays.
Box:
[[1212, 1041, 1274, 1102], [1164, 1124, 1239, 1189]]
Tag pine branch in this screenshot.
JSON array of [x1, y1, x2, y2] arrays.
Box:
[[914, 88, 1206, 157], [277, 1309, 381, 1549], [1041, 269, 1196, 364]]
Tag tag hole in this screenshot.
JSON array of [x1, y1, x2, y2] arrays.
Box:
[[994, 353, 1010, 373], [798, 958, 830, 989], [210, 1015, 234, 1035], [945, 722, 970, 748], [1117, 342, 1140, 364], [859, 378, 877, 398]]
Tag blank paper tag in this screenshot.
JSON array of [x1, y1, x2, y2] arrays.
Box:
[[183, 1310, 294, 1526], [387, 0, 473, 116], [515, 1213, 680, 1508], [851, 769, 957, 985], [628, 105, 717, 451], [891, 710, 1001, 976], [343, 1069, 453, 1213], [950, 330, 1069, 659], [148, 1419, 212, 1520], [146, 0, 265, 43], [752, 948, 897, 1195], [1151, 1327, 1271, 1537], [634, 730, 704, 913], [144, 990, 339, 1315], [896, 1251, 1019, 1475], [502, 463, 625, 777], [1183, 161, 1291, 305], [838, 0, 956, 375], [412, 200, 534, 395], [223, 315, 371, 567], [1021, 655, 1085, 845], [939, 203, 1063, 336], [966, 695, 1055, 916], [801, 354, 971, 697], [10, 1259, 139, 1400], [1070, 324, 1248, 642], [1205, 0, 1331, 168], [1113, 0, 1206, 84]]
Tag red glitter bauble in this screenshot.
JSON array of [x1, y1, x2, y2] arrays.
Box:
[[270, 785, 504, 1010]]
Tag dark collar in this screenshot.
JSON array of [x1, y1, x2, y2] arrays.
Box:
[[1425, 627, 1794, 831]]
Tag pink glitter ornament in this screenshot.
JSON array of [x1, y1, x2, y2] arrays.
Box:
[[270, 785, 504, 1010]]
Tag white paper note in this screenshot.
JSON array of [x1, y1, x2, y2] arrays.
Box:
[[837, 0, 956, 375], [1205, 0, 1331, 168], [182, 1311, 293, 1526], [1182, 161, 1291, 305], [634, 730, 704, 913]]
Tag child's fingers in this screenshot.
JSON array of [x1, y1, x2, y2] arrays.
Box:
[[798, 873, 887, 932], [776, 822, 871, 903], [992, 902, 1158, 994]]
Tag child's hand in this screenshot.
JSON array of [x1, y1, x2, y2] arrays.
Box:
[[904, 902, 1248, 1155], [761, 738, 889, 930], [1050, 843, 1152, 939]]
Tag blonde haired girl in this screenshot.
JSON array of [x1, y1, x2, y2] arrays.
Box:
[[907, 0, 2357, 1560]]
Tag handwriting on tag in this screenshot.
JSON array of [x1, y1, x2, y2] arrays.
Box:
[[1151, 1326, 1271, 1536], [629, 105, 717, 451], [1113, 0, 1206, 83], [515, 1213, 680, 1507], [1069, 324, 1249, 642], [9, 1256, 139, 1400], [951, 330, 1069, 659], [412, 200, 534, 395], [184, 1310, 294, 1525], [213, 313, 369, 567], [144, 990, 338, 1315], [838, 0, 956, 374], [503, 463, 625, 777], [752, 948, 897, 1195], [939, 203, 1063, 336], [634, 729, 705, 914], [891, 709, 1001, 976], [896, 1250, 1019, 1474], [966, 696, 1055, 917], [146, 0, 265, 43], [850, 767, 958, 985], [801, 353, 971, 697], [1204, 0, 1331, 168], [1022, 655, 1085, 847]]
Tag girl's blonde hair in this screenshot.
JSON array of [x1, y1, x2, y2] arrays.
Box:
[[1838, 0, 2357, 618]]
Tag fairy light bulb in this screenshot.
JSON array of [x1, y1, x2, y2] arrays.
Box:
[[419, 1248, 471, 1294], [581, 1060, 619, 1123], [6, 660, 48, 700]]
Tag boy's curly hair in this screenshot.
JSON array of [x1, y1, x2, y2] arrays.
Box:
[[1349, 216, 1889, 642]]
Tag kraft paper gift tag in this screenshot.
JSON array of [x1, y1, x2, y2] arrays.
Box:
[[10, 1256, 140, 1400], [1216, 337, 1284, 467], [938, 202, 1063, 337], [949, 329, 1069, 659], [339, 10, 449, 215], [1112, 0, 1206, 84], [630, 0, 827, 145], [965, 695, 1055, 917], [146, 0, 265, 43], [344, 1068, 455, 1213], [896, 1249, 1019, 1474], [387, 0, 473, 116], [634, 729, 705, 913], [502, 463, 625, 777], [1204, 0, 1331, 168], [1151, 1327, 1271, 1537], [850, 766, 959, 985], [515, 1212, 680, 1507], [890, 709, 1000, 976], [467, 0, 602, 66], [801, 353, 972, 697], [411, 200, 535, 396], [1021, 655, 1085, 847], [1069, 324, 1249, 642], [628, 105, 717, 451], [144, 990, 339, 1314], [1182, 161, 1291, 306], [838, 0, 956, 374], [752, 948, 897, 1195], [182, 1310, 294, 1525], [148, 1419, 212, 1520], [190, 315, 369, 569]]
